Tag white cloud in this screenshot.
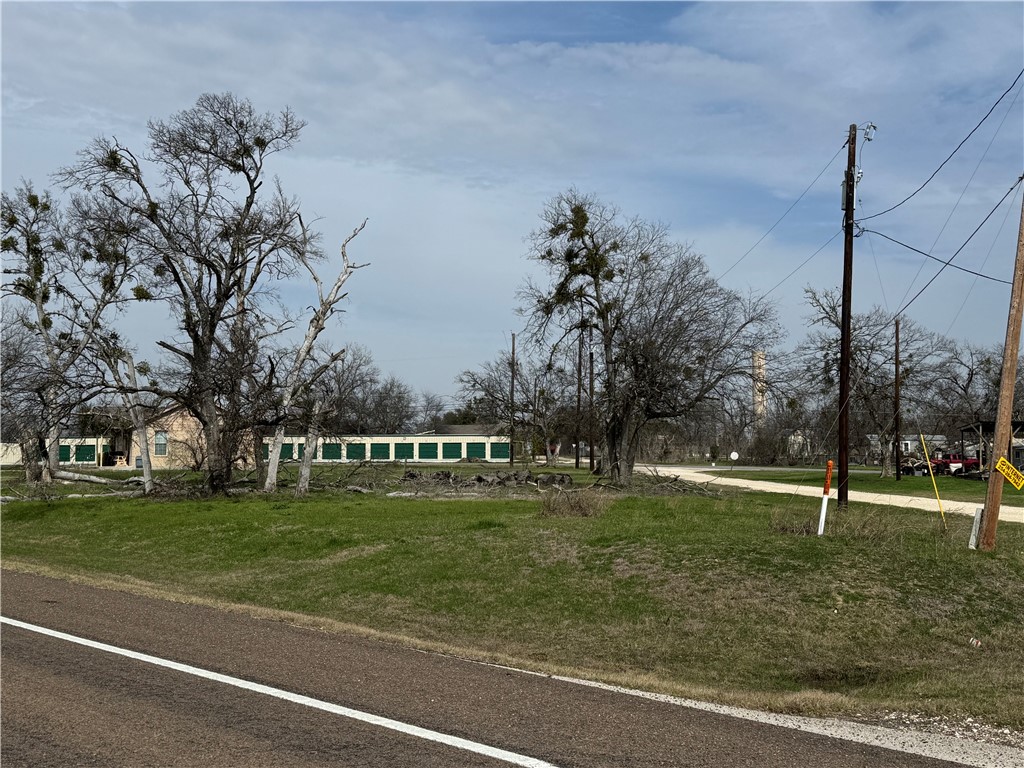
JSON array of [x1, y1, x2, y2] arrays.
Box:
[[2, 1, 1022, 395]]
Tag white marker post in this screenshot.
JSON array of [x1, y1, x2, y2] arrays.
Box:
[[969, 507, 983, 550], [818, 460, 834, 536]]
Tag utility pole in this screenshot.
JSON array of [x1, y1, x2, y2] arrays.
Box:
[[838, 123, 857, 510], [589, 325, 596, 473], [979, 190, 1024, 551], [894, 317, 901, 481], [575, 324, 583, 469], [509, 332, 516, 468]]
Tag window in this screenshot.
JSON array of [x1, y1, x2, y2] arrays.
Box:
[[154, 431, 168, 457]]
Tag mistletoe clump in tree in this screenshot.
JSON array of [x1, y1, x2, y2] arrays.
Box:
[[58, 93, 319, 494], [521, 189, 778, 485]]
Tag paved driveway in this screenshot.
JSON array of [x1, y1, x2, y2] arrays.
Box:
[[641, 465, 1024, 525]]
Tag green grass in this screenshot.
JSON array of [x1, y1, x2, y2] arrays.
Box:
[[3, 488, 1023, 729], [703, 466, 1024, 506]]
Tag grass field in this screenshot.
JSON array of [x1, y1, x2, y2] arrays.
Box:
[[3, 482, 1022, 730]]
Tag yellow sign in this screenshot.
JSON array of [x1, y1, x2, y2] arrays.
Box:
[[995, 457, 1024, 490]]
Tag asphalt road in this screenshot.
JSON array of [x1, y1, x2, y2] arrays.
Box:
[[0, 570, 1010, 767]]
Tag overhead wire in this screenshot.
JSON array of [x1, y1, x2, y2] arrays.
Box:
[[936, 82, 1024, 331], [859, 67, 1024, 224], [865, 230, 889, 309], [888, 78, 1024, 315], [855, 127, 889, 311], [943, 180, 1024, 335], [763, 230, 842, 297], [860, 228, 1011, 285], [716, 144, 845, 281], [895, 174, 1024, 317], [772, 75, 1023, 506]]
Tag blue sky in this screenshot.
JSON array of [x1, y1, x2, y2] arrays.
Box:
[[3, 1, 1023, 405]]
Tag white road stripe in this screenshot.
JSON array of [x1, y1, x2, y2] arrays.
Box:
[[1, 616, 559, 768]]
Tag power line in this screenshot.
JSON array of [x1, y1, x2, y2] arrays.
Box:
[[861, 228, 1011, 285], [859, 68, 1024, 223], [764, 229, 843, 297], [944, 180, 1024, 335], [717, 144, 845, 280], [864, 229, 889, 309], [889, 81, 1023, 315], [896, 174, 1024, 317]]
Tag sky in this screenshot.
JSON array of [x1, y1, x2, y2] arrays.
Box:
[[3, 1, 1023, 408]]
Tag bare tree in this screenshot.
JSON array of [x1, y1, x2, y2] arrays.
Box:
[[94, 335, 159, 492], [2, 183, 135, 480], [367, 375, 416, 434], [263, 220, 367, 491], [521, 189, 778, 484], [1, 305, 50, 481], [57, 93, 317, 494], [799, 287, 950, 476], [415, 391, 449, 433], [319, 344, 381, 435], [458, 345, 575, 465]]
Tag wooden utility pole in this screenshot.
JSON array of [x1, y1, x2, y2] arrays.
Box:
[[589, 325, 596, 473], [894, 317, 902, 481], [979, 192, 1024, 551], [838, 123, 857, 510], [509, 332, 516, 467], [575, 325, 583, 469]]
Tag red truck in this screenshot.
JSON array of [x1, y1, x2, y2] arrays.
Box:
[[930, 453, 981, 475]]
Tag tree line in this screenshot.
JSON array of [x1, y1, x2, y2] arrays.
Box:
[[3, 94, 1015, 494], [2, 94, 453, 495], [456, 193, 1020, 482]]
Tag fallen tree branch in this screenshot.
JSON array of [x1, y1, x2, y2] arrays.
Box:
[[53, 470, 123, 486]]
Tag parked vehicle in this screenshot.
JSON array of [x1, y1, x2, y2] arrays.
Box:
[[930, 453, 981, 475]]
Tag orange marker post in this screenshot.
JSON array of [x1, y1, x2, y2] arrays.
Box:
[[818, 460, 834, 536]]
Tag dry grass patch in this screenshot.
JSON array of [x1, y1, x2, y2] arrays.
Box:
[[539, 487, 613, 517]]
